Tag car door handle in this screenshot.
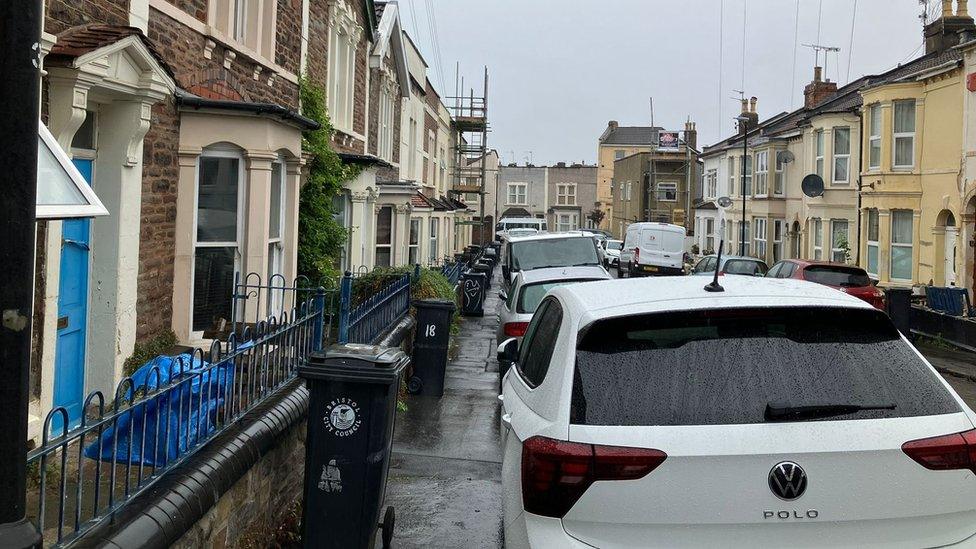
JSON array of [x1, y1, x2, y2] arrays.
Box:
[[497, 394, 504, 403], [501, 413, 512, 430], [62, 238, 90, 251]]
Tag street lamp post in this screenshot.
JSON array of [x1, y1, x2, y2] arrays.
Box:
[[0, 0, 45, 546], [736, 115, 750, 256]]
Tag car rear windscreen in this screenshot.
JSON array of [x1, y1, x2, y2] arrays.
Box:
[[571, 307, 959, 426], [518, 279, 601, 313], [804, 265, 871, 287], [723, 259, 767, 275], [511, 238, 599, 271]]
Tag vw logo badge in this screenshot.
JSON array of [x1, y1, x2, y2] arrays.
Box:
[[768, 461, 807, 500]]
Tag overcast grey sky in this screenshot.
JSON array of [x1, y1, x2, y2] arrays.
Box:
[[400, 0, 932, 165]]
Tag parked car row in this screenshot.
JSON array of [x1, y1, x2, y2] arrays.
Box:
[[493, 234, 971, 548]]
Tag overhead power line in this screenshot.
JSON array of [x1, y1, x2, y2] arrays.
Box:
[[846, 0, 858, 84], [790, 0, 800, 108], [425, 0, 447, 94]]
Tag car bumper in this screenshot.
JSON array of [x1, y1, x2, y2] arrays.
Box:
[[633, 264, 684, 276], [505, 512, 595, 549]]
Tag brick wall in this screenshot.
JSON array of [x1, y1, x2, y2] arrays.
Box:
[[45, 0, 129, 34], [275, 0, 302, 76], [136, 99, 180, 340], [148, 8, 300, 109], [164, 0, 206, 22]]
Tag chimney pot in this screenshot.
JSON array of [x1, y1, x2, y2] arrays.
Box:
[[814, 66, 823, 82], [608, 120, 618, 129], [740, 98, 749, 114], [943, 0, 953, 17], [961, 0, 970, 17], [749, 97, 758, 113]]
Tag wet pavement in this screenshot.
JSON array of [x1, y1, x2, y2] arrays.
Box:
[[917, 342, 976, 408], [383, 274, 503, 548]]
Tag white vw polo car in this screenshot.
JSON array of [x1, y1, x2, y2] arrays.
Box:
[[498, 275, 976, 548]]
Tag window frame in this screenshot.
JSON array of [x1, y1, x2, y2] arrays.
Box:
[[556, 183, 577, 206], [773, 151, 785, 196], [374, 205, 394, 268], [754, 217, 767, 260], [814, 129, 824, 178], [830, 219, 849, 264], [867, 209, 879, 277], [191, 148, 246, 336], [890, 210, 914, 281], [772, 219, 784, 262], [428, 217, 439, 263], [832, 127, 850, 185], [507, 182, 527, 205], [893, 100, 916, 169], [742, 155, 752, 196], [728, 156, 736, 197], [754, 150, 768, 197], [656, 181, 678, 202], [267, 159, 286, 313], [705, 169, 717, 199], [812, 218, 823, 260], [869, 104, 882, 169], [408, 217, 421, 265]]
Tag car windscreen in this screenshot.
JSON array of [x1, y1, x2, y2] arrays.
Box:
[[518, 279, 601, 314], [511, 238, 599, 271], [723, 259, 767, 275], [606, 241, 622, 251], [804, 265, 871, 287], [571, 307, 959, 426]]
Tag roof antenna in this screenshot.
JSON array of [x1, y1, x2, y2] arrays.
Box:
[[704, 240, 725, 293]]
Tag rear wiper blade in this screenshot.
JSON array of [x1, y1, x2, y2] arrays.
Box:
[[764, 402, 895, 422]]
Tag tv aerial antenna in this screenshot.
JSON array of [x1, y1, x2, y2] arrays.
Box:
[[802, 43, 841, 79]]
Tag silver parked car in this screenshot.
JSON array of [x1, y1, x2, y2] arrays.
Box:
[[495, 265, 610, 390]]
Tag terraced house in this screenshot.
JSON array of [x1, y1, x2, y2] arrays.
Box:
[[30, 0, 469, 445], [700, 0, 976, 300]]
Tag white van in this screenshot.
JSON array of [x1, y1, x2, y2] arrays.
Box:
[[495, 217, 547, 238], [617, 222, 687, 277]]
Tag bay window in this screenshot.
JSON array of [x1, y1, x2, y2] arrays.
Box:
[[193, 151, 243, 332], [375, 206, 393, 267], [408, 218, 420, 265], [774, 152, 785, 195], [556, 212, 579, 232], [830, 219, 849, 263], [728, 156, 736, 197], [812, 218, 823, 260], [893, 100, 916, 168], [773, 219, 784, 262], [754, 218, 767, 260], [706, 169, 717, 199], [814, 130, 824, 178], [742, 155, 752, 195], [267, 160, 285, 313], [832, 127, 850, 184], [428, 218, 439, 263], [867, 209, 879, 276], [869, 104, 881, 169], [705, 218, 715, 253], [755, 150, 768, 196], [890, 210, 913, 280]]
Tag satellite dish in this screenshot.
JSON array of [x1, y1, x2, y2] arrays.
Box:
[[776, 150, 795, 164], [801, 174, 825, 198], [717, 196, 734, 208]]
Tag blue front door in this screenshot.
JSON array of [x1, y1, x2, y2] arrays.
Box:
[[53, 159, 92, 430]]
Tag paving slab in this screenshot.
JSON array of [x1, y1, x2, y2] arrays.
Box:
[[383, 270, 503, 548]]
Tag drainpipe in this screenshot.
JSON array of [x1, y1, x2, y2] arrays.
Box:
[[855, 108, 864, 266]]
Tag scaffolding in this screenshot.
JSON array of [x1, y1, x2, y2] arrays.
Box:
[[448, 66, 490, 244]]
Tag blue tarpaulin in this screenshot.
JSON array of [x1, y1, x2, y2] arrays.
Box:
[[83, 352, 237, 467]]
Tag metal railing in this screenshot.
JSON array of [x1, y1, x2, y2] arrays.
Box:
[[26, 275, 331, 547], [338, 272, 411, 344], [441, 261, 463, 286]]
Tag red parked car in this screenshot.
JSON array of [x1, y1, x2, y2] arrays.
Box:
[[766, 259, 886, 310]]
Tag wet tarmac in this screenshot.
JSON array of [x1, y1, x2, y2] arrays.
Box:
[[382, 274, 504, 548]]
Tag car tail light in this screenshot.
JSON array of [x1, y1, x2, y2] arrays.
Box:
[[634, 247, 640, 263], [503, 322, 529, 337], [902, 429, 976, 473], [521, 436, 666, 518]]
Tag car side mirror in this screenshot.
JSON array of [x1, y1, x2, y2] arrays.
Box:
[[497, 337, 518, 364]]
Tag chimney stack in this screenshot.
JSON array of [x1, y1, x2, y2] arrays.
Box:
[[684, 120, 697, 150], [608, 120, 618, 129], [926, 0, 976, 53], [804, 66, 838, 109]]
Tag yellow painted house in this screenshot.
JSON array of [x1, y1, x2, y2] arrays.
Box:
[[858, 47, 966, 288]]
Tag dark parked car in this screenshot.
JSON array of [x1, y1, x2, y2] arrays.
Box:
[[690, 255, 769, 277]]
